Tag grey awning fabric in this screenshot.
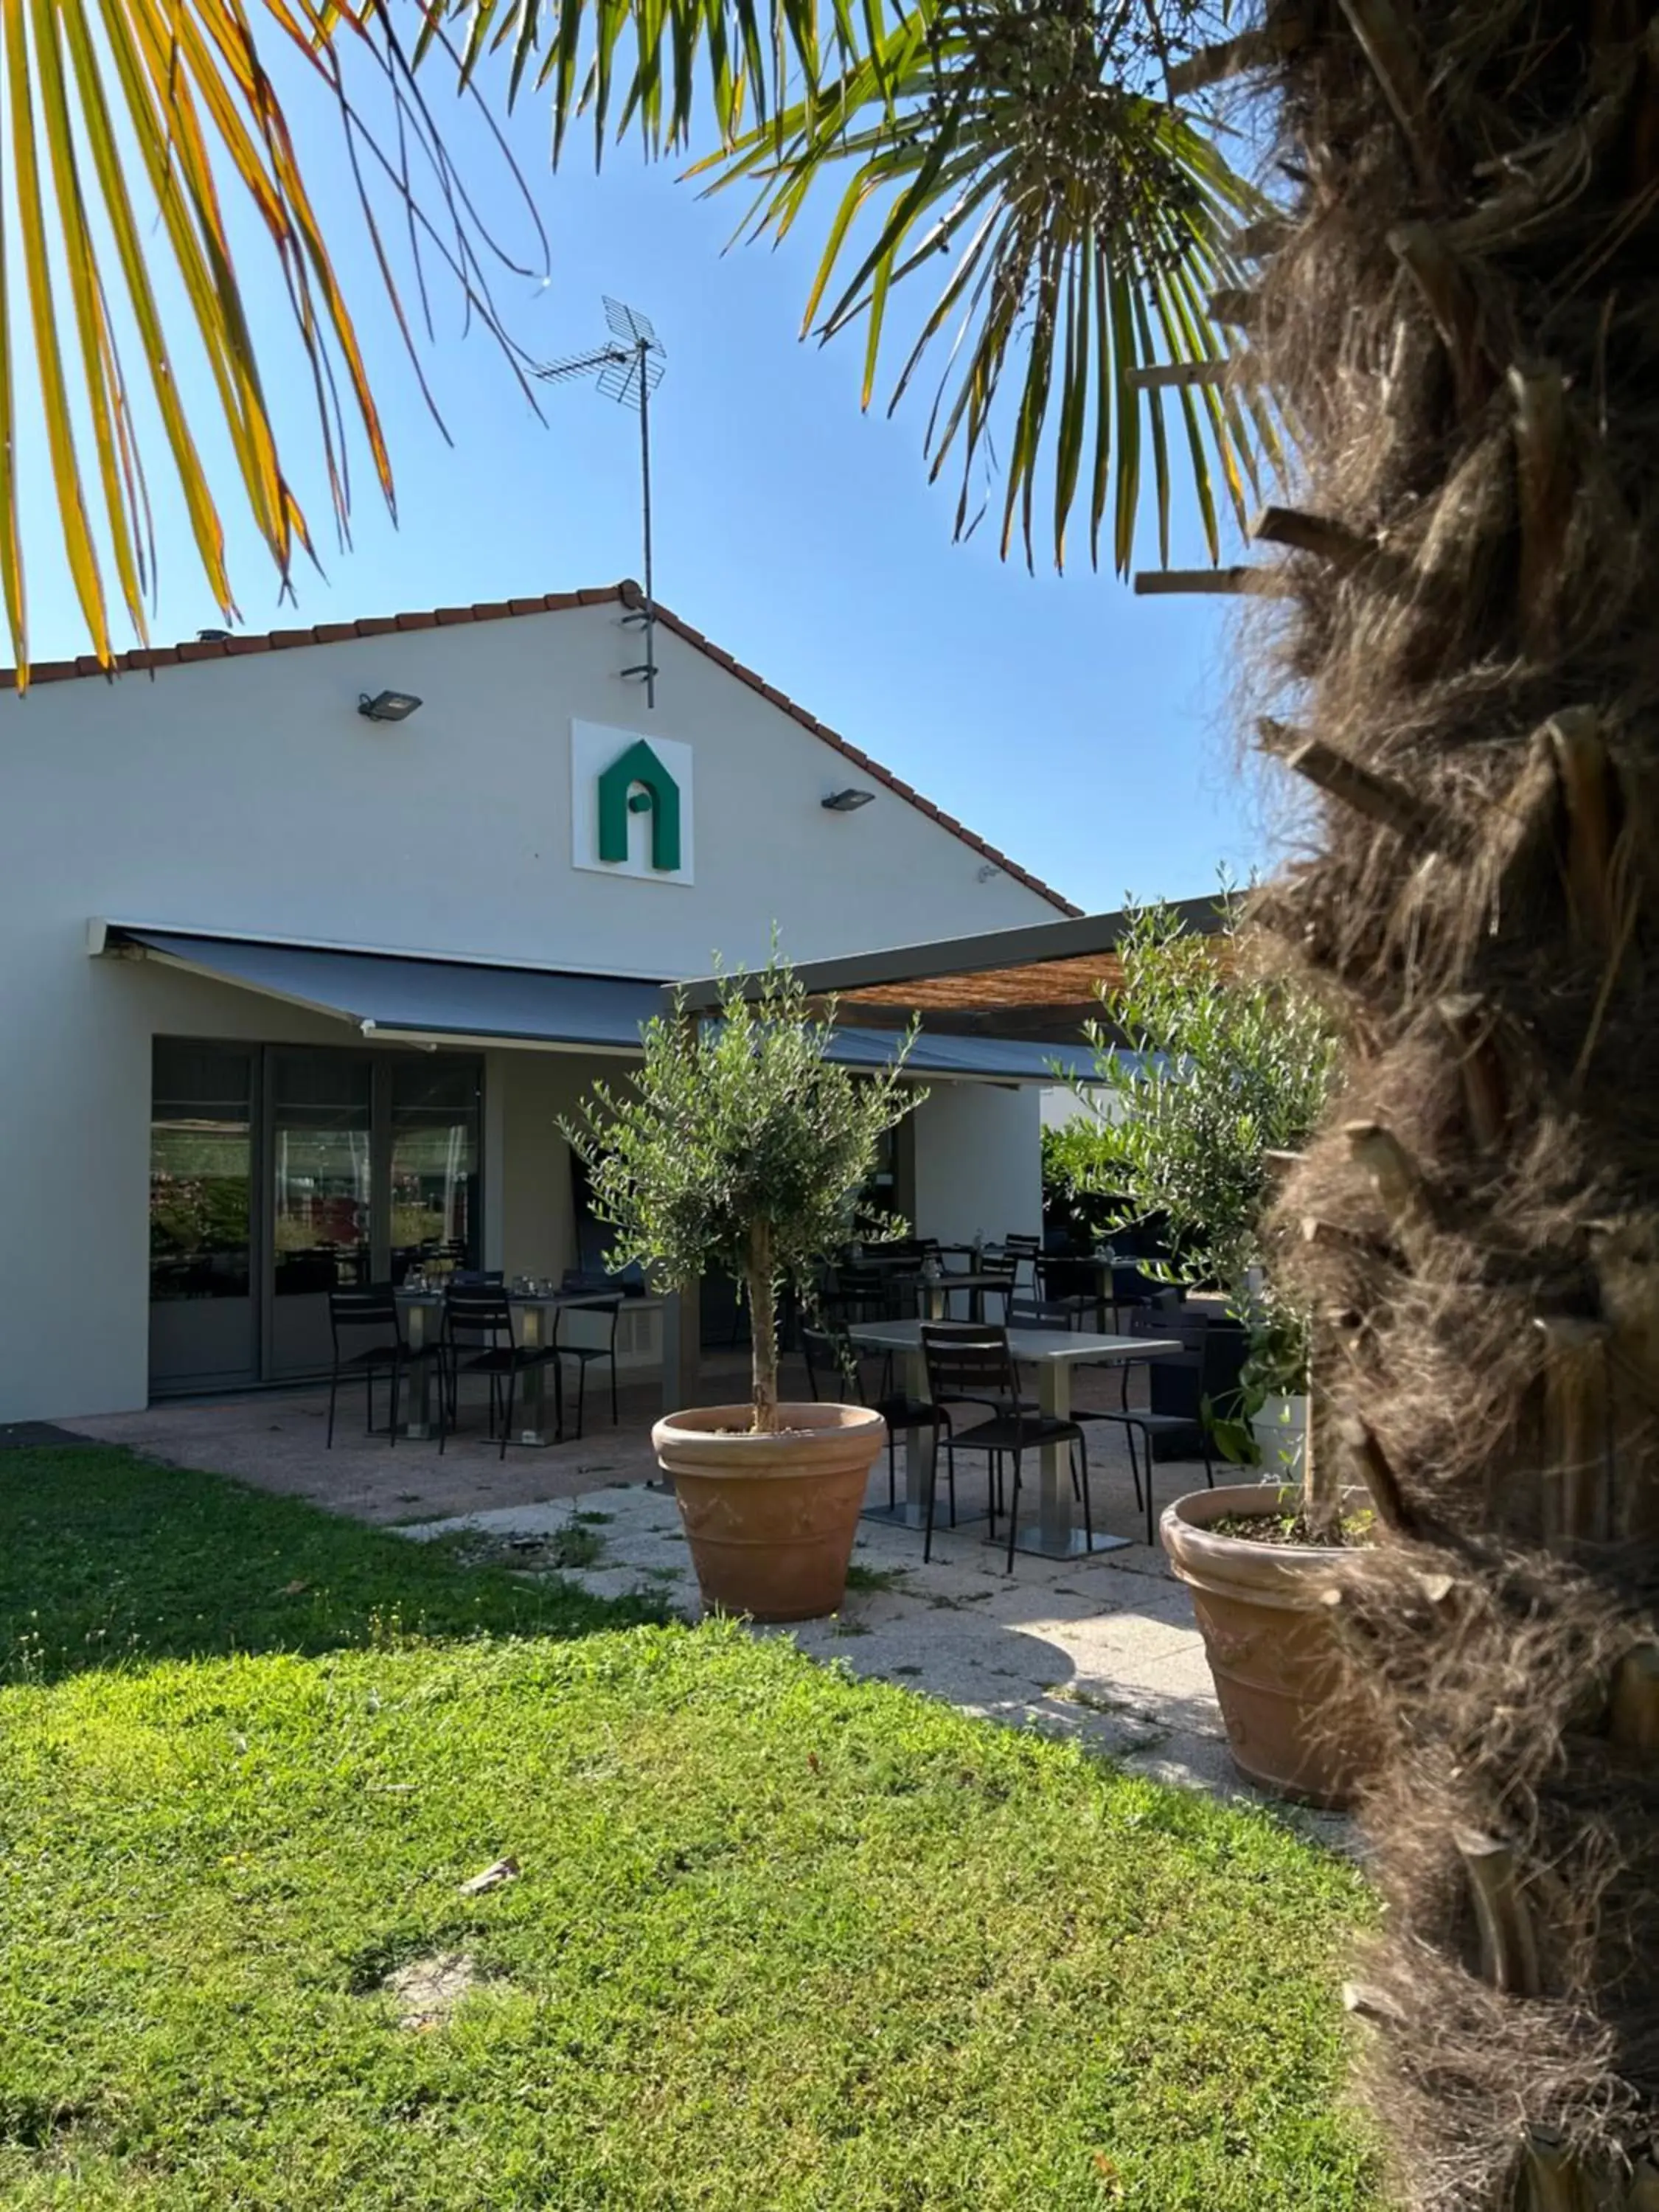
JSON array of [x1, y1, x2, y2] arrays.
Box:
[[108, 930, 664, 1050], [824, 1026, 1100, 1084], [105, 928, 1096, 1079]]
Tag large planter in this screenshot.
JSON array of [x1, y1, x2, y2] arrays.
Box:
[[1161, 1484, 1379, 1811], [651, 1402, 886, 1622]]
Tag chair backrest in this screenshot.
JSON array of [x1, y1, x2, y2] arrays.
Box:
[[451, 1270, 504, 1288], [1037, 1255, 1096, 1301], [801, 1323, 863, 1404], [1136, 1312, 1208, 1418], [445, 1287, 514, 1347], [558, 1296, 622, 1353], [920, 1323, 1017, 1407], [330, 1285, 398, 1340], [1003, 1232, 1040, 1257]]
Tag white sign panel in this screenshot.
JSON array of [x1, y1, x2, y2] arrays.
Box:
[[571, 720, 695, 886]]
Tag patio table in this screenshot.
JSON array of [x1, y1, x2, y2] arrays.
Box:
[[912, 1271, 1015, 1324], [843, 1318, 1182, 1559], [393, 1289, 636, 1444]]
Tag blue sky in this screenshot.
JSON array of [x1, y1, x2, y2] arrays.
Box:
[[17, 38, 1281, 919]]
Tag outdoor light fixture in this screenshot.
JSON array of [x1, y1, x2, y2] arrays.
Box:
[[822, 787, 875, 813], [358, 689, 423, 724]]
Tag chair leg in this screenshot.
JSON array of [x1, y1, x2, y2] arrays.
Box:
[[1141, 1427, 1155, 1545], [326, 1365, 338, 1450], [944, 1425, 956, 1528], [922, 1432, 940, 1565], [574, 1358, 586, 1442], [1005, 1447, 1022, 1573], [1123, 1425, 1144, 1514]]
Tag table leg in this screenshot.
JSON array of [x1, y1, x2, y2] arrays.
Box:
[[1031, 1360, 1069, 1549], [858, 1343, 934, 1528], [400, 1304, 437, 1440], [998, 1360, 1130, 1560], [510, 1306, 560, 1446]]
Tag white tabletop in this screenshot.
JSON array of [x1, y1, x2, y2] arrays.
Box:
[[844, 1320, 1180, 1363]]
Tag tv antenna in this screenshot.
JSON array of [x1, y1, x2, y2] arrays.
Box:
[[533, 298, 667, 709]]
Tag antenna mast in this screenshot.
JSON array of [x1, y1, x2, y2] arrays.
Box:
[[532, 298, 668, 709]]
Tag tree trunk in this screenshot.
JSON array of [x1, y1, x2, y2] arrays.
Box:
[[747, 1222, 779, 1435], [1244, 4, 1659, 2203]]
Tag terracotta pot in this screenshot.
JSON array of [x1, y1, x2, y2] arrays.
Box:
[[1160, 1484, 1378, 1811], [651, 1402, 886, 1623]]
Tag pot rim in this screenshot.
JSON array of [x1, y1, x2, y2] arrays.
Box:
[[1160, 1483, 1374, 1594], [655, 1401, 886, 1441]]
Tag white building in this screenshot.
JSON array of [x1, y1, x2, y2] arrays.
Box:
[[0, 583, 1081, 1425]]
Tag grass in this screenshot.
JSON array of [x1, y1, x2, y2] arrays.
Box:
[[0, 1447, 1380, 2210], [0, 1448, 659, 1686]]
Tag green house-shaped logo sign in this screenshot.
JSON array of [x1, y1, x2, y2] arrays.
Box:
[[597, 738, 681, 874]]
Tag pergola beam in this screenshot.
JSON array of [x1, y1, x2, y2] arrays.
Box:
[[669, 896, 1227, 1014]]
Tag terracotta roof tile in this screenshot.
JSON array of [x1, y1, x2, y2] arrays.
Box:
[[3, 581, 1078, 914]]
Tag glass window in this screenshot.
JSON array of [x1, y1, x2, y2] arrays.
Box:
[[271, 1051, 374, 1298], [150, 1043, 254, 1301], [389, 1054, 481, 1282]]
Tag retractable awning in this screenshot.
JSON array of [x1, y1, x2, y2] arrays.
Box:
[[100, 928, 664, 1051], [97, 926, 1090, 1080]]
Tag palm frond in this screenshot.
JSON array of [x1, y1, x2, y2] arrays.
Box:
[[695, 0, 1271, 572], [1, 0, 547, 686]]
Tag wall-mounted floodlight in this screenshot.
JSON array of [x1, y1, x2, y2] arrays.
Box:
[[822, 788, 875, 813], [358, 689, 423, 723]]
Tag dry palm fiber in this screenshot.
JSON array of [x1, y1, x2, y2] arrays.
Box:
[[1227, 0, 1659, 2205]]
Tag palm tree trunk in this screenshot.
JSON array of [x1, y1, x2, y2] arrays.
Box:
[[748, 1222, 780, 1435], [1241, 3, 1659, 2202]]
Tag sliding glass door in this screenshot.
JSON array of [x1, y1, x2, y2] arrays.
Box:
[[149, 1040, 481, 1396], [267, 1050, 375, 1380]]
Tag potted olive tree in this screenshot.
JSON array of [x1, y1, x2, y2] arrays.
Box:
[[564, 957, 922, 1622], [1068, 899, 1373, 1805]]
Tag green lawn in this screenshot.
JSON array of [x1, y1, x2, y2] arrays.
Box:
[[0, 1448, 1379, 2210]]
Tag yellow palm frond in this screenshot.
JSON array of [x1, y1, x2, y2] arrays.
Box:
[[1, 0, 545, 686]]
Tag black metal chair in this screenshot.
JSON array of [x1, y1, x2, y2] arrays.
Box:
[[822, 1265, 894, 1326], [1000, 1231, 1042, 1313], [439, 1288, 562, 1460], [1027, 1254, 1104, 1332], [326, 1286, 443, 1449], [1080, 1310, 1217, 1543], [556, 1295, 622, 1438], [919, 1324, 1091, 1569], [801, 1321, 956, 1520]]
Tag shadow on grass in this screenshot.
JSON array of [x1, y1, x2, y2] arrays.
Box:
[[0, 1446, 667, 1686]]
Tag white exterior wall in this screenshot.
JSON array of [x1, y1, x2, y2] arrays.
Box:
[[0, 602, 1067, 1422], [909, 1085, 1043, 1250]]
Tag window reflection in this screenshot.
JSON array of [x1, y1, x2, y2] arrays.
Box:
[[150, 1045, 253, 1301], [391, 1058, 480, 1283], [272, 1052, 373, 1297]]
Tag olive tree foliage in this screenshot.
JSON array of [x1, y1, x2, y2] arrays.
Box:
[[563, 959, 922, 1433], [1062, 899, 1339, 1497], [1070, 899, 1338, 1290]]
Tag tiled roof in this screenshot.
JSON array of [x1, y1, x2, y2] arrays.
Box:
[[7, 580, 1080, 917]]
